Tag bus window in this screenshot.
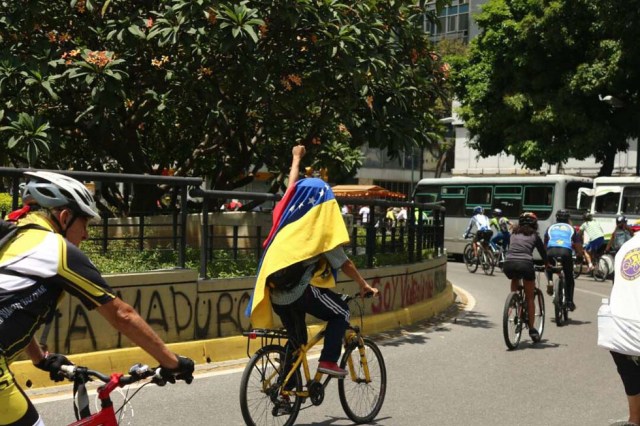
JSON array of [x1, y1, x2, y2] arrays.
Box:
[[595, 192, 620, 214], [494, 186, 522, 218], [621, 187, 640, 215], [441, 186, 465, 217], [565, 181, 592, 210], [523, 185, 553, 220], [414, 185, 440, 204], [466, 186, 492, 215]]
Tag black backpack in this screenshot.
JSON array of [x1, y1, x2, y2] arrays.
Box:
[[267, 261, 309, 291]]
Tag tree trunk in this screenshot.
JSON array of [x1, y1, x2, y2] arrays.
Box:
[[598, 151, 615, 177]]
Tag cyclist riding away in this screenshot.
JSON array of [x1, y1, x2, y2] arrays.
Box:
[[502, 212, 547, 341], [0, 171, 194, 426], [544, 209, 580, 311], [247, 146, 378, 381], [463, 206, 492, 258], [580, 212, 606, 272], [605, 215, 635, 255], [490, 208, 512, 251]]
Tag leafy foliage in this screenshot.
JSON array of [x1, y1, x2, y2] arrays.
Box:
[[451, 0, 640, 176], [1, 0, 451, 206]]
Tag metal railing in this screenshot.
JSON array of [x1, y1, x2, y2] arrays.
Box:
[[192, 188, 445, 279], [0, 167, 202, 268], [1, 168, 445, 278]]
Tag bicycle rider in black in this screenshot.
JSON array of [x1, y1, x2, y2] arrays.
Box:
[[544, 209, 581, 311], [502, 212, 547, 341]]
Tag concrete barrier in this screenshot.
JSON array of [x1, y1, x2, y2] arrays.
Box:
[[12, 256, 450, 389]]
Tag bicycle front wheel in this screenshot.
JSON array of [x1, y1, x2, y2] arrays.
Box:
[[502, 291, 523, 350], [240, 345, 302, 426], [573, 256, 582, 279], [533, 288, 545, 341], [464, 243, 478, 273], [338, 338, 387, 424]]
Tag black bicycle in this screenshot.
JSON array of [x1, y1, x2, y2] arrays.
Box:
[[502, 265, 546, 350]]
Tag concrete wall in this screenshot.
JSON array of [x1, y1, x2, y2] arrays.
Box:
[[38, 256, 447, 355]]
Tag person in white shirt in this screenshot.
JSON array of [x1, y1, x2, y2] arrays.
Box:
[[463, 206, 492, 257], [358, 205, 370, 224], [396, 207, 407, 224], [598, 232, 640, 425]]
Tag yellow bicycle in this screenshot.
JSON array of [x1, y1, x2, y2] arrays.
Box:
[[239, 293, 387, 426]]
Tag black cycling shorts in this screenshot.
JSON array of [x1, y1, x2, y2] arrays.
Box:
[[503, 260, 535, 281], [476, 229, 493, 243], [611, 351, 640, 396]]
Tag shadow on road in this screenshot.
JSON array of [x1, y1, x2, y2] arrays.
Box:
[[507, 339, 562, 351], [452, 310, 495, 329], [296, 415, 393, 425]]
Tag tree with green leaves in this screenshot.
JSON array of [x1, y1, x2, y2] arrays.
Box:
[[452, 0, 640, 176], [1, 0, 450, 212]]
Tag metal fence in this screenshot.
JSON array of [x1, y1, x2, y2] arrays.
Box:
[[0, 167, 202, 268], [1, 168, 445, 278], [192, 188, 445, 279]]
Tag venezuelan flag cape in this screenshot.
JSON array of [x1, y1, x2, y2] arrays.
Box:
[[246, 178, 350, 328]]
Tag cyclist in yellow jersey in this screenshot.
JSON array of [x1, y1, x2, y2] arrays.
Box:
[[0, 172, 194, 426]]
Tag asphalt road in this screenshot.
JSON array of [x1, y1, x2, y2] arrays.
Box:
[[32, 261, 628, 425]]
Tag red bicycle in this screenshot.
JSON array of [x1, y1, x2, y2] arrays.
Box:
[[59, 363, 188, 425]]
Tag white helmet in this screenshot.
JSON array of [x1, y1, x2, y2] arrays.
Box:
[[22, 171, 100, 219]]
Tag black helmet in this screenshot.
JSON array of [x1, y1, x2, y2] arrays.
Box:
[[519, 212, 538, 227], [556, 209, 570, 223], [583, 212, 593, 221], [493, 208, 503, 217], [616, 215, 627, 224]]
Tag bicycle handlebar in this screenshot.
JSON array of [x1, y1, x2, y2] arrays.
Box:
[[60, 363, 168, 387]]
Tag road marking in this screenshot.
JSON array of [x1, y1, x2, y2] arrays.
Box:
[[575, 287, 610, 298]]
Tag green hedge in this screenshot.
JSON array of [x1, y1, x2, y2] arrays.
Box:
[[0, 193, 14, 217]]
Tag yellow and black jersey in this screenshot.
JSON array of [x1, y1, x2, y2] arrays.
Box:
[[0, 213, 115, 362]]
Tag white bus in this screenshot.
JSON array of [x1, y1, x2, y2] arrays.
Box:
[[584, 176, 640, 238], [413, 175, 593, 257]]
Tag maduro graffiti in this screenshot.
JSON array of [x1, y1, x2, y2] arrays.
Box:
[[371, 267, 447, 314], [40, 261, 447, 354], [42, 272, 256, 354]]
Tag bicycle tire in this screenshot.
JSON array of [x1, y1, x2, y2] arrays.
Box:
[[533, 288, 545, 342], [573, 256, 582, 279], [481, 249, 495, 276], [240, 345, 303, 426], [593, 257, 609, 282], [463, 244, 478, 273], [338, 338, 387, 424], [502, 291, 523, 350], [554, 277, 565, 327]]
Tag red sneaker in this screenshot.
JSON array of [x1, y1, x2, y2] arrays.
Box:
[[317, 361, 347, 377]]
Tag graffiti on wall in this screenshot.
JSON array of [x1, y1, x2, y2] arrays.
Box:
[[42, 263, 446, 354], [370, 268, 446, 314]]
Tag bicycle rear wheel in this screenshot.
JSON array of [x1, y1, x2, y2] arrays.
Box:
[[533, 288, 545, 342], [481, 250, 495, 276], [502, 291, 523, 350], [240, 345, 302, 426], [554, 277, 565, 327], [593, 257, 609, 282], [338, 338, 387, 424], [464, 243, 478, 273]]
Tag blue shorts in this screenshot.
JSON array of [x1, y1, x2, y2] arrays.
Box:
[[584, 236, 605, 252]]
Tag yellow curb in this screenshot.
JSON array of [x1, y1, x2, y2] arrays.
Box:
[[13, 283, 453, 391]]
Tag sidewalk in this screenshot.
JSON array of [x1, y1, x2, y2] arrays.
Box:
[[19, 283, 454, 394]]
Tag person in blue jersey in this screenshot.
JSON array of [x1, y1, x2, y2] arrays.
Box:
[[463, 206, 492, 258], [544, 209, 581, 311]]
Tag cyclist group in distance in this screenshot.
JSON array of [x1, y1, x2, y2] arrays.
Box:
[[464, 205, 634, 341]]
